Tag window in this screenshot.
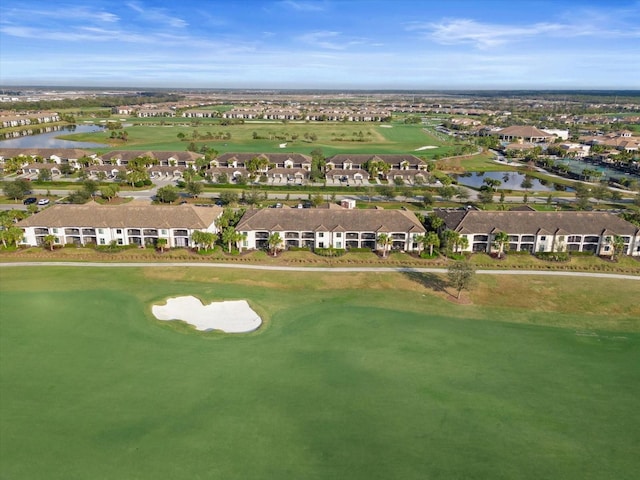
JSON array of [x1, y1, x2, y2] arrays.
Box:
[[336, 232, 342, 238], [116, 229, 122, 235], [161, 229, 168, 235], [98, 228, 104, 234], [52, 228, 58, 234], [540, 236, 546, 241], [318, 232, 324, 238], [336, 242, 342, 249], [117, 239, 124, 245], [99, 238, 105, 245]]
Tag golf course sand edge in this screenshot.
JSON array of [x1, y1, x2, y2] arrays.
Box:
[[152, 296, 262, 333]]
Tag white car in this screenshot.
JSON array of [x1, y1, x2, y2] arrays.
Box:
[[37, 198, 50, 206]]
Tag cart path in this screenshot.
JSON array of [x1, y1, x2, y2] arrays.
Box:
[[1, 262, 638, 280]]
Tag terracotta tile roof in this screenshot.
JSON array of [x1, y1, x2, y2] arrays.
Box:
[[18, 202, 222, 229], [236, 208, 425, 233]]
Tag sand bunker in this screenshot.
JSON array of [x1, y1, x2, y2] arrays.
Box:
[[279, 143, 287, 148], [379, 125, 393, 128], [415, 145, 438, 151], [152, 296, 262, 333]]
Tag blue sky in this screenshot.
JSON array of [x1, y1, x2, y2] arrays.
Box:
[[1, 0, 639, 89]]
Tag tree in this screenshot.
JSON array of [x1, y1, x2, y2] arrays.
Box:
[[156, 185, 179, 203], [447, 261, 476, 299], [377, 233, 392, 258], [478, 189, 494, 204], [428, 214, 444, 232], [185, 181, 203, 198], [191, 230, 217, 252], [268, 232, 283, 256], [455, 187, 470, 203], [493, 231, 509, 258], [219, 191, 239, 205], [611, 235, 626, 261], [156, 237, 168, 253], [100, 184, 119, 201], [438, 185, 456, 201], [424, 231, 440, 256], [42, 234, 57, 251], [82, 179, 98, 199], [3, 179, 31, 201], [0, 225, 24, 249], [222, 226, 242, 252], [37, 169, 52, 182]]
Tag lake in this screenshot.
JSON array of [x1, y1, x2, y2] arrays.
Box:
[[453, 171, 572, 192], [0, 125, 108, 149]]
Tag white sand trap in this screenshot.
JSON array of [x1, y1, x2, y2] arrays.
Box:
[[379, 125, 393, 128], [152, 296, 262, 333], [415, 145, 438, 151], [279, 143, 287, 148]]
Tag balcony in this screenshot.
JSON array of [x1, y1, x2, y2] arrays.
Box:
[[346, 232, 359, 240], [127, 229, 141, 236], [285, 232, 299, 239], [361, 232, 376, 240], [34, 228, 49, 235], [143, 229, 158, 236], [174, 229, 189, 237], [81, 228, 96, 236], [64, 228, 80, 236], [255, 231, 269, 240]]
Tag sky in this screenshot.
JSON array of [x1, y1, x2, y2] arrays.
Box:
[[1, 0, 639, 90]]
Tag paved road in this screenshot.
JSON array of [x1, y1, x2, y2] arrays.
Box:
[[1, 262, 638, 280]]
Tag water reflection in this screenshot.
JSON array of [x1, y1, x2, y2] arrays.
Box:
[[0, 125, 107, 148], [453, 171, 572, 192]]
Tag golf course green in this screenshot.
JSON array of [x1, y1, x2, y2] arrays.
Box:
[[1, 266, 638, 479]]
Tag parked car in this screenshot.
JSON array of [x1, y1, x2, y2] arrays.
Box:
[[23, 197, 37, 205], [37, 198, 50, 206]]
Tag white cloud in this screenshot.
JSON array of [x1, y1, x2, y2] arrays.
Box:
[[126, 1, 188, 28], [297, 30, 345, 50], [411, 8, 640, 49], [277, 0, 327, 12]]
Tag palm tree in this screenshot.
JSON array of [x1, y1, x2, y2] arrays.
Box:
[[377, 233, 392, 258], [493, 231, 509, 258], [222, 226, 243, 252], [413, 234, 425, 254], [0, 226, 24, 249], [611, 235, 626, 261], [268, 232, 283, 256], [156, 238, 168, 253], [43, 234, 57, 251], [424, 231, 440, 256]]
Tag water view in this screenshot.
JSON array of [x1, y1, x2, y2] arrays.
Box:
[[0, 125, 107, 149], [453, 171, 572, 192]]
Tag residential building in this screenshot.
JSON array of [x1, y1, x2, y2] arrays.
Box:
[[17, 203, 223, 248], [236, 208, 425, 251], [434, 209, 640, 257]]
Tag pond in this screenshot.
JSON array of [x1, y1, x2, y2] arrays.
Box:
[[453, 171, 572, 192], [0, 124, 108, 148]]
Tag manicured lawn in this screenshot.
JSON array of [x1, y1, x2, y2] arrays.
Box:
[[65, 121, 455, 157], [1, 267, 639, 479]]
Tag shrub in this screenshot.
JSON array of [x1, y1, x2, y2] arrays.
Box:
[[347, 247, 374, 253], [536, 252, 570, 262], [315, 247, 346, 257]]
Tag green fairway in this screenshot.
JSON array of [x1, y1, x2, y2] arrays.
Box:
[[1, 267, 639, 479], [69, 120, 455, 157]]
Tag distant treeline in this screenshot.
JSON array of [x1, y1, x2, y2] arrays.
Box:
[[5, 93, 184, 112]]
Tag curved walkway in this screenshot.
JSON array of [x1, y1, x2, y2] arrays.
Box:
[[1, 262, 638, 280]]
